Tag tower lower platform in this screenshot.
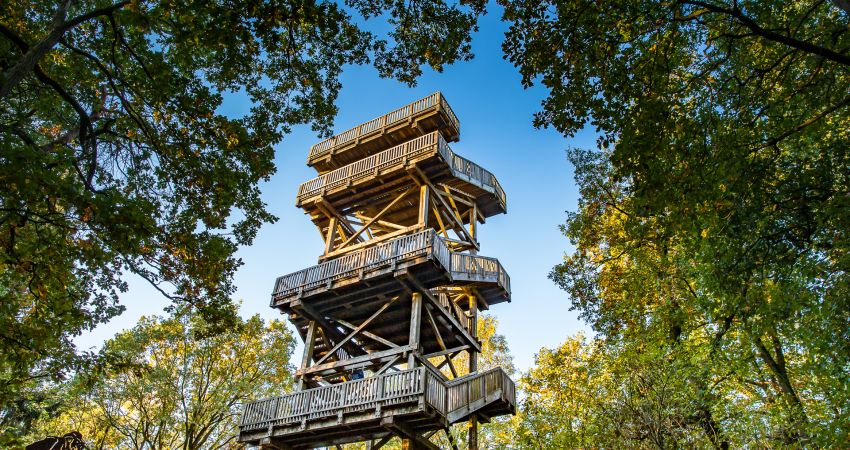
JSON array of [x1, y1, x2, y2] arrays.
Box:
[[239, 367, 515, 449]]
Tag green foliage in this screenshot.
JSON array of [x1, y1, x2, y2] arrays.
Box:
[[0, 0, 486, 437], [30, 309, 295, 450], [503, 334, 732, 449], [500, 0, 850, 446]]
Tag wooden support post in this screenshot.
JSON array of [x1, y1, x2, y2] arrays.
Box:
[[371, 436, 392, 450], [418, 184, 429, 228], [468, 292, 479, 450], [445, 427, 460, 450], [468, 293, 479, 371], [296, 321, 317, 391], [296, 301, 365, 359], [425, 304, 458, 378], [471, 202, 478, 252], [408, 293, 422, 369], [333, 318, 399, 349], [324, 217, 338, 256]]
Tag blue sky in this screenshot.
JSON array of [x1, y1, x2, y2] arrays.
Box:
[[77, 4, 597, 371]]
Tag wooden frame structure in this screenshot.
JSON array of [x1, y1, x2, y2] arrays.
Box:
[[239, 93, 515, 449]]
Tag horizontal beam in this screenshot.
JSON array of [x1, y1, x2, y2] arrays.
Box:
[[298, 345, 415, 377]]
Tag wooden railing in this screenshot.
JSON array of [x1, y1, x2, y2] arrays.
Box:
[[240, 367, 446, 431], [298, 132, 441, 203], [272, 229, 451, 300], [271, 231, 509, 302], [446, 367, 516, 421], [297, 130, 506, 210], [450, 253, 511, 294], [307, 92, 460, 164]]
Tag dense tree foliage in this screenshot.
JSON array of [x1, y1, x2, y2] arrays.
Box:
[[29, 310, 294, 450], [0, 0, 486, 435], [500, 0, 850, 446], [436, 315, 517, 450], [505, 334, 740, 449]]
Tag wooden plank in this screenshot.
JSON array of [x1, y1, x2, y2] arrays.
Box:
[[297, 321, 318, 391], [298, 345, 415, 376], [332, 318, 399, 349]]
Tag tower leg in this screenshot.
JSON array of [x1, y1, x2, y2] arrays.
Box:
[[408, 293, 423, 368], [468, 292, 479, 450], [469, 418, 479, 450], [296, 320, 317, 391]]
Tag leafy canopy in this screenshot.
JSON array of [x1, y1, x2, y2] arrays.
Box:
[[500, 0, 850, 446], [31, 309, 295, 450], [0, 0, 486, 431]]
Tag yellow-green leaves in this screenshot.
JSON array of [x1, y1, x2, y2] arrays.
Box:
[[32, 309, 295, 449]]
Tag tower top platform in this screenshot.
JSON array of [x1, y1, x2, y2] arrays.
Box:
[[307, 92, 460, 173]]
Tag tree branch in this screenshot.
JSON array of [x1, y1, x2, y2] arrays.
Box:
[[680, 0, 850, 66], [832, 0, 850, 16], [0, 1, 129, 100]]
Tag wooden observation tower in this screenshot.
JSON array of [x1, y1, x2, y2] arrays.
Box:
[[238, 93, 516, 449]]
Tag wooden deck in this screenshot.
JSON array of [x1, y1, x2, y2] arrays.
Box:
[[271, 229, 510, 310], [307, 92, 461, 173], [271, 230, 509, 368], [298, 131, 506, 224], [238, 367, 515, 449]]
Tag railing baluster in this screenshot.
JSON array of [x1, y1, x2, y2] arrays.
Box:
[[308, 93, 459, 163]]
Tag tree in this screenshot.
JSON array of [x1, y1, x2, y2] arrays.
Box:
[[0, 0, 486, 436], [499, 0, 850, 445], [504, 333, 741, 450], [31, 309, 295, 450]]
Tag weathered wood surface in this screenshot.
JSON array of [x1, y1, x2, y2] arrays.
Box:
[[308, 92, 460, 172], [238, 367, 515, 446], [449, 253, 511, 296], [446, 367, 516, 423], [298, 131, 506, 217], [270, 229, 510, 306], [241, 92, 515, 449], [241, 368, 441, 431]]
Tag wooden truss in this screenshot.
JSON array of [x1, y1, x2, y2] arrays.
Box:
[[315, 166, 484, 260], [292, 274, 482, 389]]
